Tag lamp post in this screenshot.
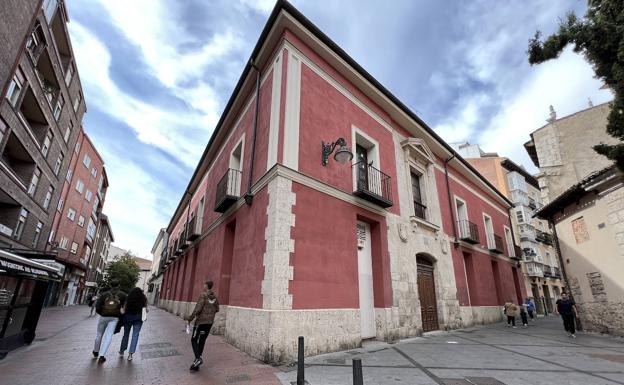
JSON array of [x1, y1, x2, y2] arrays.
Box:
[[321, 137, 353, 166]]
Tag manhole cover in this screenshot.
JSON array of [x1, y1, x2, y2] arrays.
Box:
[[141, 349, 181, 359], [140, 342, 172, 350], [226, 374, 251, 383]]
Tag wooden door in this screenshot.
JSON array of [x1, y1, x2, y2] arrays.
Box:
[[417, 259, 439, 332], [357, 221, 376, 339]]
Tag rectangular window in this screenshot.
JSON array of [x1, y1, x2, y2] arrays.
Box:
[[6, 73, 24, 107], [572, 217, 590, 244], [59, 236, 69, 249], [91, 168, 97, 178], [67, 208, 76, 221], [515, 208, 525, 224], [92, 197, 99, 217], [85, 190, 92, 202], [75, 180, 84, 194], [53, 95, 63, 121], [74, 141, 80, 154], [70, 242, 78, 254], [66, 169, 72, 182], [43, 0, 58, 22], [42, 131, 53, 157], [65, 63, 74, 86], [0, 118, 7, 143], [57, 198, 64, 212], [28, 168, 41, 196], [78, 215, 85, 227], [87, 218, 96, 242], [504, 227, 514, 257], [63, 125, 71, 143], [410, 172, 426, 220], [83, 154, 91, 168], [32, 221, 43, 248], [14, 208, 28, 240], [54, 154, 63, 175], [483, 214, 494, 248], [43, 186, 53, 209], [73, 92, 82, 112]]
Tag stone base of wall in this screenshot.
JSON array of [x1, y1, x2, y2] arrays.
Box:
[[459, 306, 503, 327], [578, 301, 624, 336]]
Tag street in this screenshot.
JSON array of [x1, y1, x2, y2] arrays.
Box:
[[1, 306, 624, 385]]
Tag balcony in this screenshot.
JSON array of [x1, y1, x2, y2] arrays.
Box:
[[536, 230, 554, 246], [511, 245, 522, 260], [1, 132, 37, 187], [528, 198, 537, 210], [457, 220, 479, 244], [214, 168, 242, 213], [414, 201, 427, 220], [543, 265, 552, 277], [18, 88, 50, 144], [352, 161, 393, 208], [553, 266, 561, 278], [186, 215, 201, 242], [525, 262, 543, 277], [487, 233, 504, 254]]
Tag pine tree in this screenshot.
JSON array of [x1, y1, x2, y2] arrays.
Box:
[[527, 0, 624, 170]]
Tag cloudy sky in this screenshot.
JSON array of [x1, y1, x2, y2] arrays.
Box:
[[65, 0, 612, 259]]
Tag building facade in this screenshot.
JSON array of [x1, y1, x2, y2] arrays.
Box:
[[148, 228, 167, 305], [85, 213, 113, 292], [157, 2, 524, 363], [452, 143, 564, 314], [524, 103, 616, 203], [49, 127, 108, 305], [133, 256, 152, 293], [536, 166, 624, 335]]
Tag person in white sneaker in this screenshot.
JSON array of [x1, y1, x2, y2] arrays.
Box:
[[184, 280, 219, 371], [556, 292, 578, 338]]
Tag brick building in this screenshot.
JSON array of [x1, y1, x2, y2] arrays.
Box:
[[84, 213, 113, 293], [158, 1, 524, 362], [452, 142, 564, 314], [50, 127, 108, 305]]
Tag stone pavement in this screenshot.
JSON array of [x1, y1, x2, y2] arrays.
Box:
[[276, 316, 624, 385], [0, 305, 281, 385]]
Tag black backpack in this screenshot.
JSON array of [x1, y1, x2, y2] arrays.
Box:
[[101, 292, 120, 316]]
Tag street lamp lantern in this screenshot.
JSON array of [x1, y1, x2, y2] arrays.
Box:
[[321, 137, 353, 166]]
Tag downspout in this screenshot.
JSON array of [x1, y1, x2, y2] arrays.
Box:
[[444, 154, 459, 246], [244, 59, 261, 205], [548, 217, 582, 330]]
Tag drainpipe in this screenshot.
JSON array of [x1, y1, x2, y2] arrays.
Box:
[[244, 59, 261, 205], [444, 154, 459, 246]]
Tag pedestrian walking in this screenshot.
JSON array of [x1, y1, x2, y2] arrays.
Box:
[[504, 300, 518, 328], [184, 280, 219, 372], [93, 280, 127, 364], [119, 287, 148, 361], [556, 292, 578, 338], [524, 298, 535, 321], [519, 303, 529, 327], [89, 292, 99, 317]]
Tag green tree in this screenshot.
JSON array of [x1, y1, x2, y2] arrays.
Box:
[[102, 252, 140, 292], [527, 0, 624, 170]]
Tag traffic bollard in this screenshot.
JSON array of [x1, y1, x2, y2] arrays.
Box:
[[297, 336, 305, 385], [352, 358, 363, 385]]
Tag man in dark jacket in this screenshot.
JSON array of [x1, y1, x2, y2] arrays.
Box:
[[556, 292, 578, 338], [184, 280, 219, 371], [93, 281, 127, 364]]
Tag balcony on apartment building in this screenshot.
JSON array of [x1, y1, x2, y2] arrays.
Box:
[[186, 214, 201, 242], [519, 224, 536, 243], [214, 168, 242, 213], [543, 264, 553, 277], [487, 233, 504, 254], [535, 230, 554, 246], [457, 219, 479, 244], [34, 50, 62, 110], [553, 266, 561, 278], [414, 201, 427, 221], [1, 133, 37, 189], [18, 88, 51, 146], [528, 198, 537, 210], [525, 261, 544, 277], [352, 161, 393, 208], [0, 189, 22, 239], [48, 3, 74, 79], [511, 245, 522, 260]]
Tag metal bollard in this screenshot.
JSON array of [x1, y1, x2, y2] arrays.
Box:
[[352, 358, 363, 385], [297, 336, 305, 385]]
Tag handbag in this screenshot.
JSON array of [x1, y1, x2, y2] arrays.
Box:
[[142, 307, 148, 322]]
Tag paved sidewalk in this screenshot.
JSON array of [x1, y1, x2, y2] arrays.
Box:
[[276, 316, 624, 385], [0, 305, 281, 385]]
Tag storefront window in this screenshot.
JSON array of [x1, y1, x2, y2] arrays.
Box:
[[15, 279, 35, 306], [0, 276, 18, 306]]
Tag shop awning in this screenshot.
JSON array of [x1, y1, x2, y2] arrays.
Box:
[[0, 250, 62, 281]]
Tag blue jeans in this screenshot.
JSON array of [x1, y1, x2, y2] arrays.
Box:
[[94, 316, 118, 356], [120, 320, 143, 354]]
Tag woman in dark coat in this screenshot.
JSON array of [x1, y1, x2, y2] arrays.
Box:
[[119, 287, 148, 361]]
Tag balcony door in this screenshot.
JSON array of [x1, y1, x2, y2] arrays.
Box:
[[356, 145, 369, 192]]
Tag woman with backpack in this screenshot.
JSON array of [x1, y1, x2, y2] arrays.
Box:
[[93, 281, 126, 364], [119, 287, 148, 361]]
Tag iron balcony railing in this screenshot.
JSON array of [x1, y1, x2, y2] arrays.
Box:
[[352, 161, 393, 208], [457, 220, 479, 244], [525, 262, 544, 277], [553, 266, 561, 278], [215, 168, 242, 213], [186, 215, 200, 241], [528, 198, 537, 210], [487, 233, 504, 254], [543, 265, 553, 277], [414, 201, 427, 220], [536, 230, 554, 245], [512, 245, 523, 260]]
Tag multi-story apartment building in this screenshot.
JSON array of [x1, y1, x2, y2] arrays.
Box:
[[0, 0, 86, 354], [157, 1, 524, 363], [524, 102, 615, 203], [49, 127, 108, 305], [452, 142, 564, 314], [85, 213, 113, 292], [148, 228, 167, 305]]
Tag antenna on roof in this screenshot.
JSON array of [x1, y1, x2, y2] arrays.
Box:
[[547, 105, 556, 123], [588, 97, 594, 107]]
